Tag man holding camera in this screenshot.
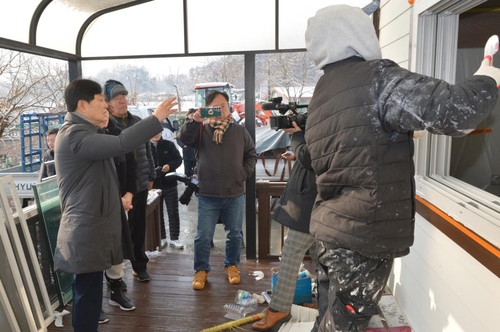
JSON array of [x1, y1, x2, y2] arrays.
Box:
[[179, 90, 256, 290]]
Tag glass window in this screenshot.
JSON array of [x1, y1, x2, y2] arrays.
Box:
[[414, 0, 500, 248]]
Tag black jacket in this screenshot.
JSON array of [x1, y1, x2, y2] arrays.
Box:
[[151, 138, 182, 188], [177, 138, 197, 161], [273, 131, 316, 234], [39, 149, 56, 180], [105, 120, 137, 197], [110, 112, 156, 192], [104, 119, 137, 261], [305, 57, 499, 259]]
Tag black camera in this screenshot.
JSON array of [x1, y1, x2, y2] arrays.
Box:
[[165, 172, 199, 205], [262, 97, 309, 130]]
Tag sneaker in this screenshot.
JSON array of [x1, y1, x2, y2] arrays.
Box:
[[170, 239, 184, 249], [252, 308, 291, 331], [225, 265, 240, 284], [104, 272, 127, 291], [132, 270, 150, 282], [192, 270, 208, 290], [109, 289, 136, 311], [160, 239, 168, 248], [98, 310, 109, 324]]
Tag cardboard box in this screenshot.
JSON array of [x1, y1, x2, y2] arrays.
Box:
[[271, 267, 312, 305]]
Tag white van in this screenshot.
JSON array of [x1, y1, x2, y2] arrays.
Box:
[[128, 105, 181, 151]]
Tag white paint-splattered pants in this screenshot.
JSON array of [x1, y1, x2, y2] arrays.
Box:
[[314, 242, 393, 332]]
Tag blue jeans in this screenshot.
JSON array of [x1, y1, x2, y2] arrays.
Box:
[[194, 195, 244, 272]]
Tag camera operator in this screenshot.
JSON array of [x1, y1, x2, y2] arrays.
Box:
[[252, 121, 325, 331], [178, 90, 257, 290]]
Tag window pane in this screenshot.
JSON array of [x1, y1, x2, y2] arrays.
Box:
[[449, 16, 500, 197]]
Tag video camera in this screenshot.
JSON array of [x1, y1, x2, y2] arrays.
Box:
[[165, 172, 199, 205], [262, 97, 309, 131]]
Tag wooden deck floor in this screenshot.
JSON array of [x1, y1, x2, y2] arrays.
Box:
[[47, 252, 317, 332]]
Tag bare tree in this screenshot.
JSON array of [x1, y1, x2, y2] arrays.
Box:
[[262, 52, 320, 102], [0, 50, 68, 139], [188, 56, 244, 87]]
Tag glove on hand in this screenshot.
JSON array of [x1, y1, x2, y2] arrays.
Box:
[[474, 58, 500, 87]]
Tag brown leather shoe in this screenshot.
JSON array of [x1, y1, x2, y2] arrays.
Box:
[[225, 265, 240, 284], [192, 270, 208, 290], [252, 309, 291, 331]]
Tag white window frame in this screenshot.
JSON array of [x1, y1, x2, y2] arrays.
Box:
[[412, 0, 500, 248]]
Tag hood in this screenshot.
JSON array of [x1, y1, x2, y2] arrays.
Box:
[[305, 4, 382, 70]]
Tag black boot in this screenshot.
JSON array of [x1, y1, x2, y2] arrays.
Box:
[[105, 271, 127, 291], [108, 278, 136, 311]]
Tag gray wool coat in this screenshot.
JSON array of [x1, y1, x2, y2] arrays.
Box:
[[53, 112, 163, 274]]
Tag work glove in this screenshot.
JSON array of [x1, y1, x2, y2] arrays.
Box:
[[474, 58, 500, 88]]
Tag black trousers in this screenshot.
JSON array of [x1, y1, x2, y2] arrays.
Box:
[[314, 242, 394, 332], [184, 160, 196, 177], [72, 271, 103, 332], [129, 189, 149, 272], [159, 184, 180, 240]]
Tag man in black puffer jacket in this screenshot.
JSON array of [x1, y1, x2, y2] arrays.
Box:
[[304, 3, 500, 332], [105, 79, 156, 282]]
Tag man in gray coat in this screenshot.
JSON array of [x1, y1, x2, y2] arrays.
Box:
[[54, 78, 177, 332]]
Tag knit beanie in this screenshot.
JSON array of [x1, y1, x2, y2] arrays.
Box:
[[305, 4, 382, 70], [103, 79, 128, 101]]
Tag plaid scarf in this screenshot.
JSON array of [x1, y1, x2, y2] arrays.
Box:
[[206, 116, 233, 144]]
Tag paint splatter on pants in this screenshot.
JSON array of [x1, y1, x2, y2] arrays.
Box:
[[314, 242, 393, 332]]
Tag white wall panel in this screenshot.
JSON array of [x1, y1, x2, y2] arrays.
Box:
[[381, 35, 410, 64], [379, 0, 412, 29], [390, 214, 500, 332], [379, 9, 411, 48]]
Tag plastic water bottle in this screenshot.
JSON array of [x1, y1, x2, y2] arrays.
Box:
[[224, 303, 247, 320], [235, 289, 251, 304], [261, 291, 272, 304], [223, 300, 258, 320]]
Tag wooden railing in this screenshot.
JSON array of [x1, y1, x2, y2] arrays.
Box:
[[256, 180, 287, 260]]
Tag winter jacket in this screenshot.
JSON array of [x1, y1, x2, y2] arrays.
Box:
[[105, 120, 138, 197], [177, 138, 197, 161], [305, 57, 499, 260], [104, 119, 137, 261], [110, 112, 156, 192], [179, 120, 257, 198], [151, 137, 182, 188], [39, 149, 56, 180], [273, 131, 317, 234], [53, 112, 163, 274]]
